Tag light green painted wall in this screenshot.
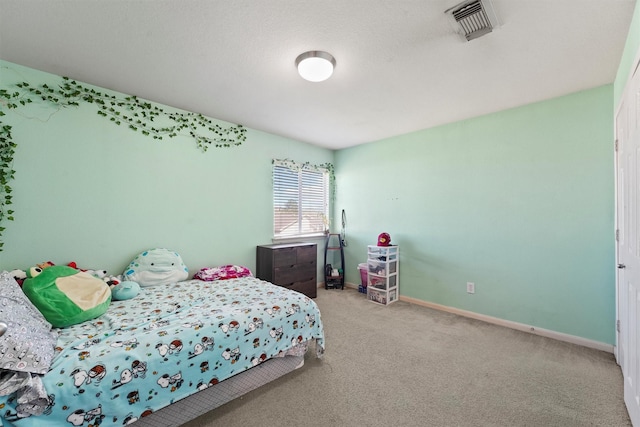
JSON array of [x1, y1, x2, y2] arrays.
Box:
[[1, 42, 624, 346], [0, 60, 332, 274], [614, 0, 640, 105], [335, 86, 615, 344]]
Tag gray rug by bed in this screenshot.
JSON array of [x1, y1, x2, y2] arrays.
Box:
[[183, 287, 631, 427]]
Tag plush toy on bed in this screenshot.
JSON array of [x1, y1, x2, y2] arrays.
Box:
[[8, 261, 55, 287], [37, 260, 55, 270], [8, 269, 27, 286], [66, 261, 108, 279], [110, 281, 140, 300], [103, 275, 121, 287], [21, 265, 112, 328], [122, 248, 188, 287]]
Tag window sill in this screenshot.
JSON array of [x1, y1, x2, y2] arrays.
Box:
[[271, 233, 327, 243]]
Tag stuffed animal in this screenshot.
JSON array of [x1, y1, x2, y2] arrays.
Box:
[[37, 261, 55, 270], [85, 269, 107, 279], [27, 265, 46, 278], [103, 275, 121, 287], [123, 248, 188, 287], [22, 265, 111, 328], [9, 262, 56, 286], [8, 269, 26, 286], [110, 281, 140, 301], [67, 262, 107, 279]]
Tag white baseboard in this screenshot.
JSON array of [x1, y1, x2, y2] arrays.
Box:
[[341, 282, 613, 353]]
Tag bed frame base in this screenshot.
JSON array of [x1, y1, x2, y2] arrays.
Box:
[[133, 354, 305, 426]]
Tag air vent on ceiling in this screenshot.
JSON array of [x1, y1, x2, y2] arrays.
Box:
[[445, 0, 500, 42]]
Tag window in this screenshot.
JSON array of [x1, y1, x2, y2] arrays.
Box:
[[273, 159, 330, 239]]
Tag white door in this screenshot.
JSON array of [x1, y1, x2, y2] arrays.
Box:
[[617, 55, 640, 426]]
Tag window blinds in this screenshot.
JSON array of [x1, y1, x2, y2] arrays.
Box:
[[273, 162, 328, 238]]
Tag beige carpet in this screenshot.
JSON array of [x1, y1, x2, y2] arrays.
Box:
[[184, 287, 631, 427]]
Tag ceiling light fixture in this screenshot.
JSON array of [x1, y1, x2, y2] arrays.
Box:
[[295, 51, 336, 82]]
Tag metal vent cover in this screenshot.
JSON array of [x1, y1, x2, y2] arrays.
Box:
[[445, 0, 499, 41]]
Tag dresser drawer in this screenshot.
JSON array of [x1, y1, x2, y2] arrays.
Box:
[[274, 262, 316, 285], [296, 245, 317, 263], [273, 247, 297, 267], [284, 279, 317, 298]]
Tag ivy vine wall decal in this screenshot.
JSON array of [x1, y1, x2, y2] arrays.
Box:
[[273, 158, 337, 212], [0, 74, 247, 251], [273, 158, 335, 195]]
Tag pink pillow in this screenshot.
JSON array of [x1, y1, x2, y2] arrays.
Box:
[[193, 265, 253, 281]]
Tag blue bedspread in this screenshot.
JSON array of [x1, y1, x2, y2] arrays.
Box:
[[0, 277, 324, 426]]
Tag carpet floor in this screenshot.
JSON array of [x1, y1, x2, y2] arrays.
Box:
[[183, 287, 631, 427]]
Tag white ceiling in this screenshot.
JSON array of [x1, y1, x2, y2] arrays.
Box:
[[0, 0, 636, 150]]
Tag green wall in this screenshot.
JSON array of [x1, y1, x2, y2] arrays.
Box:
[[0, 60, 332, 275], [2, 30, 629, 346], [335, 86, 615, 344]]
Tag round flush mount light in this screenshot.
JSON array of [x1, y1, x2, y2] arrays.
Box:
[[295, 51, 336, 82]]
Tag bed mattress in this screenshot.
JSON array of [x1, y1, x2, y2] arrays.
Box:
[[0, 277, 324, 426]]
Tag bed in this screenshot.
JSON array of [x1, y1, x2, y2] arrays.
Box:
[[0, 271, 325, 426]]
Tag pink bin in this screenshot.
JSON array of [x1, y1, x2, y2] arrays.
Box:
[[358, 263, 368, 288]]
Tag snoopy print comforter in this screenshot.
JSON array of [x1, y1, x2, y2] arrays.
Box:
[[0, 277, 324, 426]]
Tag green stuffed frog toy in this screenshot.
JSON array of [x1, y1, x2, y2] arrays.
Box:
[[22, 265, 112, 328]]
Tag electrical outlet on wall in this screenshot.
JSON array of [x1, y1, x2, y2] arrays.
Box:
[[467, 282, 475, 294]]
